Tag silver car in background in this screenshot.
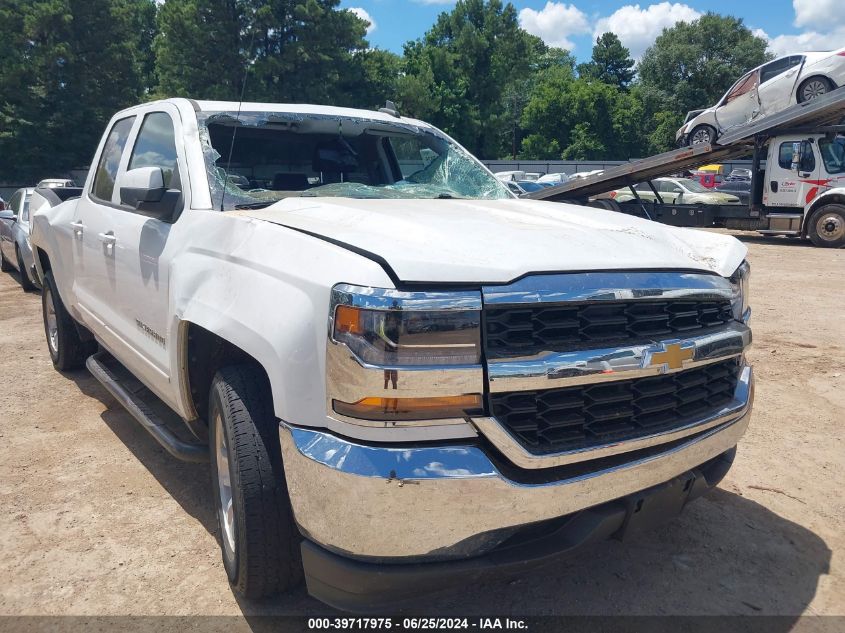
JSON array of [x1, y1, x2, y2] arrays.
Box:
[[0, 187, 39, 291], [677, 47, 845, 146]]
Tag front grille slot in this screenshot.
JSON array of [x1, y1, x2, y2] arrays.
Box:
[[485, 300, 733, 358], [489, 359, 741, 454]]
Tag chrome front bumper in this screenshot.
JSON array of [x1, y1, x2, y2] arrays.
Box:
[[279, 366, 753, 561]]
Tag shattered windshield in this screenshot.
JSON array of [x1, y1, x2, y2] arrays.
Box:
[[197, 111, 511, 210]]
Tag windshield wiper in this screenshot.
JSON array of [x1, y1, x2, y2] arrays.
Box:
[[435, 193, 465, 199], [234, 202, 274, 210]]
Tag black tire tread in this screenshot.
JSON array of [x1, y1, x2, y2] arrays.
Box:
[[210, 365, 302, 599], [41, 271, 95, 370], [0, 249, 11, 272]]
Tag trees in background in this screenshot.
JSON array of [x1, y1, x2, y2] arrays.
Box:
[[0, 1, 774, 182], [0, 0, 156, 181], [639, 13, 772, 116]]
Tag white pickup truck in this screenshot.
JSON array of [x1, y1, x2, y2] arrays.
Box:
[[31, 98, 753, 610]]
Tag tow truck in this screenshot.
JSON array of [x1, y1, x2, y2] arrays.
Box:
[[529, 87, 845, 247]]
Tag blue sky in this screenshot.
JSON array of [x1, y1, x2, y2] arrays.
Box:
[[340, 0, 845, 61]]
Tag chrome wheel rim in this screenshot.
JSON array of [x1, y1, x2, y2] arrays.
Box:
[[803, 80, 828, 101], [816, 213, 844, 242], [691, 128, 711, 145], [214, 411, 236, 555], [44, 286, 59, 354]]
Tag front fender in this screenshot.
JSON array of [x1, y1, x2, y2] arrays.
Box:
[[166, 211, 393, 428]]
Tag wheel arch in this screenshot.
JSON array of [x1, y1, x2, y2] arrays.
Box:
[[803, 192, 845, 236], [177, 320, 277, 437], [797, 74, 838, 101]]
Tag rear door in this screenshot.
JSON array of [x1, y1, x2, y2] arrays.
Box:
[[714, 69, 762, 132], [72, 115, 136, 335], [758, 56, 804, 115]]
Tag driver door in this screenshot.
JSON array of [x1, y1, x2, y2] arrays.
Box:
[[714, 70, 761, 132]]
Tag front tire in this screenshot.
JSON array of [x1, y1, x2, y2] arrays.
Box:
[[16, 246, 36, 292], [798, 77, 832, 103], [807, 204, 845, 248], [689, 124, 717, 146], [41, 271, 96, 370], [0, 249, 11, 272], [209, 365, 302, 599]]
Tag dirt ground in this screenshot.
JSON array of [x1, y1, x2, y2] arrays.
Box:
[[0, 230, 843, 620]]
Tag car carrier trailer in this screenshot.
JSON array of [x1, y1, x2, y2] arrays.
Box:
[[528, 87, 845, 247]]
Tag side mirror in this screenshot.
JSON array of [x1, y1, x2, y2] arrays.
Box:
[[117, 166, 180, 221], [0, 210, 16, 222], [119, 166, 166, 206], [791, 142, 802, 171]]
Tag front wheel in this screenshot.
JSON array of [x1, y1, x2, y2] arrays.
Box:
[[807, 204, 845, 248], [689, 125, 717, 146], [798, 77, 832, 103], [209, 365, 302, 599], [0, 249, 11, 272]]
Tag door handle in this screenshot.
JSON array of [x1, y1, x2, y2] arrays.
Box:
[[98, 231, 116, 255], [70, 221, 84, 239], [770, 181, 778, 193]]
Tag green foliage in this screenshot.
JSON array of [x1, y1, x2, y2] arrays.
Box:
[[0, 0, 157, 181], [577, 33, 635, 89], [0, 0, 782, 183], [399, 0, 546, 158], [638, 12, 772, 115]]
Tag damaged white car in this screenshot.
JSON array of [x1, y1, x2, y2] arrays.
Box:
[[677, 48, 845, 146]]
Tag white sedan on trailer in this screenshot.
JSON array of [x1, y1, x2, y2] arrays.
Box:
[[677, 48, 845, 146]]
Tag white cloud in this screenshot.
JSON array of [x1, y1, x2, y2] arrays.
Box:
[[593, 2, 701, 59], [518, 2, 590, 50], [793, 0, 845, 30], [348, 7, 376, 35], [753, 26, 845, 57]]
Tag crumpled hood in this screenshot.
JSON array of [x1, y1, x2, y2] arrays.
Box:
[[231, 197, 747, 283]]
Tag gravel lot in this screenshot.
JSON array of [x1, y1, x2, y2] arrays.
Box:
[[0, 230, 843, 620]]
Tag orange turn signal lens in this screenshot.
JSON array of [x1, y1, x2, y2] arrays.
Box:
[[333, 394, 483, 421], [334, 305, 362, 335]]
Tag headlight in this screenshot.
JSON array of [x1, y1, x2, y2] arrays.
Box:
[[328, 284, 483, 422], [730, 260, 750, 322]]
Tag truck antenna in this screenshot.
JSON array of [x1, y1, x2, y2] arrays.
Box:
[[220, 26, 257, 212]]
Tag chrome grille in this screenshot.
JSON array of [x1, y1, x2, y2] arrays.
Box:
[[484, 299, 733, 358], [488, 358, 741, 454]]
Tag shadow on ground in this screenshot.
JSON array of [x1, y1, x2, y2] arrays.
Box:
[[67, 370, 831, 622]]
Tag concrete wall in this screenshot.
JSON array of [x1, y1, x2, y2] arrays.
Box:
[[481, 158, 758, 177]]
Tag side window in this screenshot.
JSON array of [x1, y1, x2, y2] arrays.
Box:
[[760, 56, 803, 84], [778, 143, 796, 169], [724, 71, 758, 103], [92, 117, 136, 203], [778, 142, 816, 171], [128, 112, 180, 189], [21, 196, 30, 221]]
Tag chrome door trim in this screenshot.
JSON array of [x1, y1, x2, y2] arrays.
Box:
[[487, 321, 750, 393], [475, 365, 753, 469], [482, 271, 734, 305]]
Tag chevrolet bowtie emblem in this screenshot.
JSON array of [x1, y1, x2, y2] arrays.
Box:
[[645, 341, 695, 372]]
